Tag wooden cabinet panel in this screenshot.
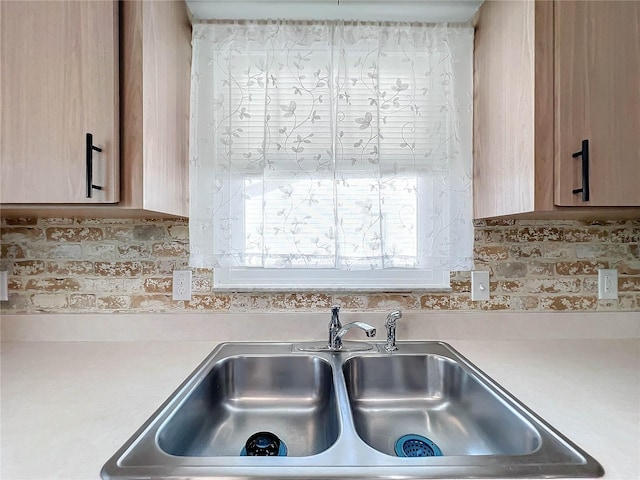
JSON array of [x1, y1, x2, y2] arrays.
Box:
[[473, 1, 554, 219], [474, 0, 640, 219], [121, 0, 190, 217], [0, 0, 190, 218], [555, 1, 640, 206], [0, 1, 118, 204]]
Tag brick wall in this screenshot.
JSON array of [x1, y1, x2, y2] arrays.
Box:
[[1, 217, 638, 313]]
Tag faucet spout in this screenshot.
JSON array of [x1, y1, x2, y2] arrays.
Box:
[[337, 321, 376, 340], [330, 320, 376, 350]]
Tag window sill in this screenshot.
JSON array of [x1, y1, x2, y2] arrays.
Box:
[[212, 267, 451, 292]]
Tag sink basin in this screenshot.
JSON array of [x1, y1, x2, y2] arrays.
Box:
[[157, 355, 339, 457], [343, 354, 541, 457], [102, 341, 603, 479]]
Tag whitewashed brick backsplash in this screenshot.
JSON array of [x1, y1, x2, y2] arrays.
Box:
[[1, 217, 638, 313]]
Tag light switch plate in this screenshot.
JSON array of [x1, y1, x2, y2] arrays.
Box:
[[598, 269, 618, 300], [173, 270, 192, 301], [471, 270, 490, 301]]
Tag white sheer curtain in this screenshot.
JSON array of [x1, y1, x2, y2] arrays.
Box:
[[189, 20, 474, 271]]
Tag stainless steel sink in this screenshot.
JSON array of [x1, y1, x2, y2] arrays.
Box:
[[158, 355, 339, 457], [343, 354, 541, 457], [102, 341, 604, 479]]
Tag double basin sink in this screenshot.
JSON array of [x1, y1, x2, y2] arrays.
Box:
[[102, 341, 603, 479]]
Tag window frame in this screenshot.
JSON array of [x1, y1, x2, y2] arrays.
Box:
[[188, 22, 475, 280]]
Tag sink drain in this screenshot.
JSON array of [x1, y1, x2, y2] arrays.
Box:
[[240, 432, 287, 456], [395, 434, 442, 457]]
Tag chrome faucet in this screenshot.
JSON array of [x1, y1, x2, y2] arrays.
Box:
[[384, 310, 402, 352], [328, 306, 376, 350]]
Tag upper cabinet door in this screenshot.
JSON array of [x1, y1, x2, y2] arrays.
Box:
[[555, 1, 640, 207], [0, 0, 118, 204]]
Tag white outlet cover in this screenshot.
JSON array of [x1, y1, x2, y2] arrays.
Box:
[[598, 269, 618, 300], [173, 270, 192, 301], [471, 270, 490, 301], [0, 271, 8, 301]]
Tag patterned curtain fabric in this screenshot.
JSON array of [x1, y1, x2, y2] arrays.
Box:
[[189, 20, 474, 271]]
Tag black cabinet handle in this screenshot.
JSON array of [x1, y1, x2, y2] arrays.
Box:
[[86, 133, 103, 198], [571, 139, 590, 202]]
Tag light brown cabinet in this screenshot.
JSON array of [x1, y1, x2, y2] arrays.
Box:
[[0, 0, 119, 204], [0, 0, 190, 218], [473, 0, 640, 219], [120, 0, 191, 218], [554, 1, 640, 207]]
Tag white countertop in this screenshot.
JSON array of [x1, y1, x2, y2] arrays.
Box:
[[1, 338, 639, 480]]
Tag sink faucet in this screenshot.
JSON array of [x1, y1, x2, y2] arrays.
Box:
[[328, 306, 376, 350], [384, 310, 402, 352]]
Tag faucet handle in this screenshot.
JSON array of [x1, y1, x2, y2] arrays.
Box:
[[330, 305, 341, 326], [328, 305, 342, 348]]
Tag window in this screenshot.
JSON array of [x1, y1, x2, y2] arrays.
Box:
[[189, 21, 474, 290]]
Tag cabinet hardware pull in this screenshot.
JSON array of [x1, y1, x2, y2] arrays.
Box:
[[571, 139, 590, 202], [86, 133, 103, 198]]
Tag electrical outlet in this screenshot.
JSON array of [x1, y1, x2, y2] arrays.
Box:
[[0, 271, 8, 301], [471, 270, 490, 301], [173, 270, 192, 301], [598, 268, 618, 300]]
